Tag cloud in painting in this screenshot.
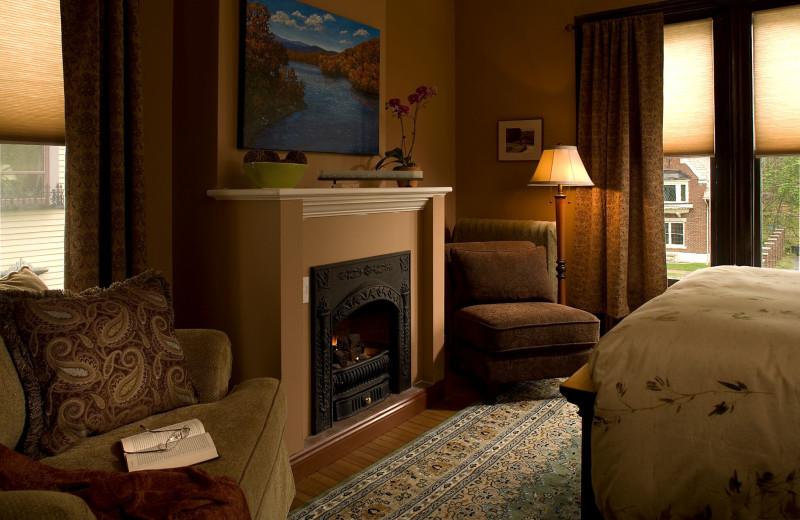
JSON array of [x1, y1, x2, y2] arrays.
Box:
[[272, 10, 300, 28], [353, 28, 370, 38], [304, 13, 325, 31], [291, 10, 305, 19], [339, 39, 353, 46], [324, 13, 336, 22]]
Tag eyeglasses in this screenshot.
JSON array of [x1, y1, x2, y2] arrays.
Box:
[[122, 425, 190, 454]]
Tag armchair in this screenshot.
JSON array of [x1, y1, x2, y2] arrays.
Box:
[[445, 218, 600, 401]]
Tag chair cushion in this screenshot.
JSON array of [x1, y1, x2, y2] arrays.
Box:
[[454, 302, 600, 354], [448, 242, 552, 308], [0, 270, 197, 459]]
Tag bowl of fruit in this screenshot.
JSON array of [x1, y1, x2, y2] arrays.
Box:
[[242, 150, 308, 188]]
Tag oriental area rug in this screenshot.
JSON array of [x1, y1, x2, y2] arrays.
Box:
[[288, 379, 582, 520]]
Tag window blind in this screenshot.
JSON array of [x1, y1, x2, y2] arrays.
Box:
[[663, 19, 714, 157], [0, 0, 64, 145], [753, 5, 800, 156]]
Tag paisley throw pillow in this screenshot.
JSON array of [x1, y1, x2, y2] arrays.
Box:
[[0, 270, 197, 458]]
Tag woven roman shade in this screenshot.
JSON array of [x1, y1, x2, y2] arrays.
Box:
[[663, 19, 714, 157], [753, 5, 800, 156], [0, 0, 64, 145]]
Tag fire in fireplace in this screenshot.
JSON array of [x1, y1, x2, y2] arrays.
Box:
[[310, 251, 411, 434]]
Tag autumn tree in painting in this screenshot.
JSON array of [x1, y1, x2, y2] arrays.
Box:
[[317, 38, 379, 96], [243, 3, 306, 141]]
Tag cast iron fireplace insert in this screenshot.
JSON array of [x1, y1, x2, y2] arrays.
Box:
[[310, 251, 411, 434]]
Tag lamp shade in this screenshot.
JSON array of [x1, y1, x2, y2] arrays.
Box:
[[527, 145, 594, 187]]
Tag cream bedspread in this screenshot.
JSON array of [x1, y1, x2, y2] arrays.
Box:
[[589, 266, 800, 519]]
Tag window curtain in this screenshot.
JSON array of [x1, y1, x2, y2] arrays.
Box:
[[569, 14, 667, 320], [61, 0, 146, 291]]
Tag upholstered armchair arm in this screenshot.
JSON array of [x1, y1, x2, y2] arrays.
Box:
[[176, 329, 232, 403], [0, 490, 96, 520], [451, 218, 558, 301]]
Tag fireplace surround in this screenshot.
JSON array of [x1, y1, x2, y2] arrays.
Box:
[[310, 251, 412, 434]]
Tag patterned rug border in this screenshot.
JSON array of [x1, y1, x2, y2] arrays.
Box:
[[289, 379, 581, 520]]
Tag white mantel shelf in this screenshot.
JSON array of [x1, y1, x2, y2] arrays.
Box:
[[207, 187, 452, 219]]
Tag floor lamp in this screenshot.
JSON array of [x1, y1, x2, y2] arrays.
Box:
[[528, 145, 594, 305]]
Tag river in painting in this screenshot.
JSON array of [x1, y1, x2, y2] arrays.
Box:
[[251, 61, 379, 155]]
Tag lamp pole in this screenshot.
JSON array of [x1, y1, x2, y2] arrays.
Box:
[[555, 184, 567, 305]]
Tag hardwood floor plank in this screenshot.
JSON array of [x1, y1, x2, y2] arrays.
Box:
[[318, 465, 350, 482], [396, 422, 431, 435], [342, 450, 378, 467], [309, 473, 338, 488], [408, 415, 442, 428], [383, 429, 417, 444], [295, 476, 331, 497], [371, 436, 404, 451], [331, 457, 362, 475], [358, 443, 388, 459]]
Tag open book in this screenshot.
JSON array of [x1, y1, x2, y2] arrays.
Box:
[[121, 418, 218, 472]]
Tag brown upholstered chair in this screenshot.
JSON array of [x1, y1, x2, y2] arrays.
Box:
[[445, 218, 600, 401]]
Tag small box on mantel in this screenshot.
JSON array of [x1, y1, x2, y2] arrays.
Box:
[[318, 169, 423, 185]]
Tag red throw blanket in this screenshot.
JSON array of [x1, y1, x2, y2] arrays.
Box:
[[0, 443, 250, 519]]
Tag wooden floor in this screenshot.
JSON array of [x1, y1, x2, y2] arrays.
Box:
[[291, 370, 482, 510]]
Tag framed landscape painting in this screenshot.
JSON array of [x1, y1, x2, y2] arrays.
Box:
[[238, 0, 380, 155], [498, 119, 543, 161]]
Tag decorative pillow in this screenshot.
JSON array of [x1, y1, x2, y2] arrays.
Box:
[[0, 270, 197, 458], [0, 266, 48, 292], [449, 244, 553, 308]]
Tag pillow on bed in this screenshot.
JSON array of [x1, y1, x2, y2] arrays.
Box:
[[449, 244, 553, 308], [0, 270, 197, 458]]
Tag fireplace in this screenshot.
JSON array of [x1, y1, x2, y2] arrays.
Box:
[[310, 251, 411, 434]]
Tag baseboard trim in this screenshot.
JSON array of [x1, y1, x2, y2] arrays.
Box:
[[290, 380, 445, 482]]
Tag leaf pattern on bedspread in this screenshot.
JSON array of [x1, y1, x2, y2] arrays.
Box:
[[593, 377, 769, 430], [638, 469, 800, 519]]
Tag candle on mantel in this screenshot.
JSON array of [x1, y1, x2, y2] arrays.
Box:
[[332, 335, 338, 348]]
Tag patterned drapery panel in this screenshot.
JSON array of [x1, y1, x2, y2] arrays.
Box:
[[570, 14, 667, 319], [61, 0, 147, 291]]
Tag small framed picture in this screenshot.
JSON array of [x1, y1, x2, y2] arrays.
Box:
[[498, 119, 543, 161]]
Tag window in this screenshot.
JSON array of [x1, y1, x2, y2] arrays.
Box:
[[665, 221, 685, 246], [0, 144, 66, 288], [581, 0, 800, 280], [664, 182, 688, 203], [0, 0, 66, 289]]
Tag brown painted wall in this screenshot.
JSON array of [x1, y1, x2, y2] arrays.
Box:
[[140, 0, 174, 280], [454, 0, 648, 295]]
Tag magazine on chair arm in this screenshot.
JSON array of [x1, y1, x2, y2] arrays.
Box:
[[121, 418, 219, 472]]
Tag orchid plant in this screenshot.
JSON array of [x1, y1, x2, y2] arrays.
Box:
[[375, 85, 438, 170]]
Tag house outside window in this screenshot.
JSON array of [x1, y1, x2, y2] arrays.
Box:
[[663, 158, 710, 279], [0, 144, 63, 209], [0, 143, 66, 288]]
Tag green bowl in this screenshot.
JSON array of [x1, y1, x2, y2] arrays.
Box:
[[243, 161, 307, 188]]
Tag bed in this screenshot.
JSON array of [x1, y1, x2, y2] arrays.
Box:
[[561, 265, 800, 519]]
